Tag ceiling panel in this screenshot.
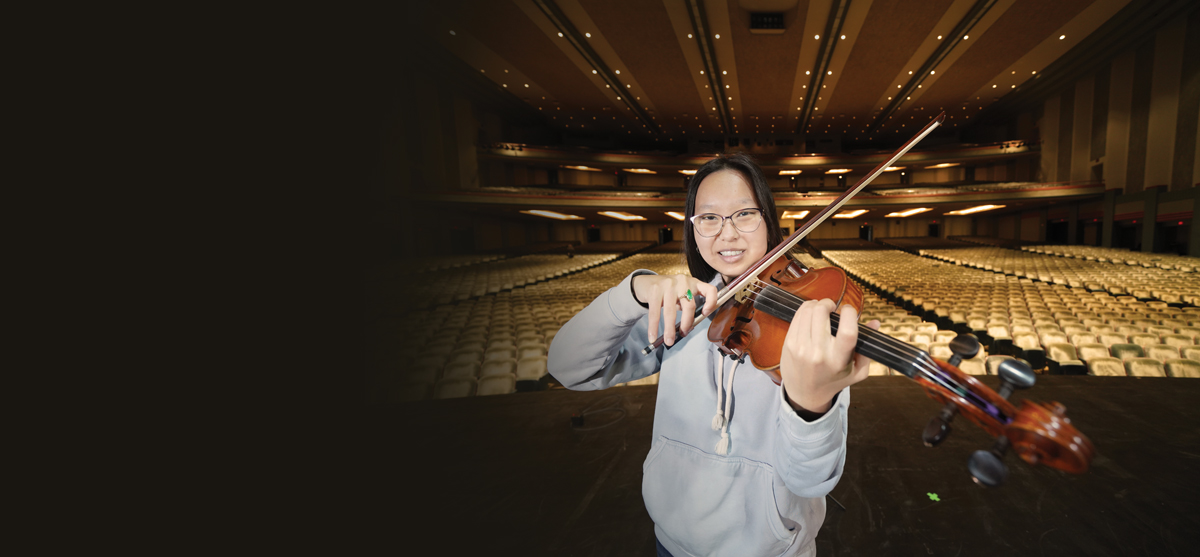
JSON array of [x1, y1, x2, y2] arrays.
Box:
[[579, 0, 709, 132], [895, 0, 1096, 123], [822, 0, 955, 123], [726, 0, 811, 122], [437, 0, 613, 112]]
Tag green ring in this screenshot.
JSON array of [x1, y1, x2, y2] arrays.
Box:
[[686, 289, 693, 301]]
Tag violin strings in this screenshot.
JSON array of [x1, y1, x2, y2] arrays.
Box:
[[742, 281, 984, 406], [744, 281, 929, 366]]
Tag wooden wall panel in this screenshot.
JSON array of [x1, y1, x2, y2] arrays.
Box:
[[1144, 19, 1187, 189]]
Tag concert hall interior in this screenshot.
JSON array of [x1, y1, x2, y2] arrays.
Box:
[[371, 1, 1200, 555]]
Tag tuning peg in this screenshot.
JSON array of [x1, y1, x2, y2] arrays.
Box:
[[922, 401, 958, 447], [947, 334, 980, 366], [996, 358, 1036, 399], [968, 436, 1011, 488]]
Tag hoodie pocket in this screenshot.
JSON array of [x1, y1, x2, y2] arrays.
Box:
[[643, 437, 796, 556]]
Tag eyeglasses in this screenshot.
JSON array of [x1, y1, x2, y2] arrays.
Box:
[[689, 208, 764, 237]]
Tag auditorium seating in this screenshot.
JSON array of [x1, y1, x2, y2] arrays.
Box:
[[923, 246, 1200, 304], [821, 247, 1200, 377], [379, 240, 1200, 404], [1027, 245, 1199, 272]]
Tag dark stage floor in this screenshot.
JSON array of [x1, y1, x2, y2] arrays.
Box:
[[375, 377, 1200, 556]]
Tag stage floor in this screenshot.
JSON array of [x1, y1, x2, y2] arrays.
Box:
[[375, 376, 1200, 556]]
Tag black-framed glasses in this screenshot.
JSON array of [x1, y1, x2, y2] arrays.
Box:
[[689, 208, 764, 237]]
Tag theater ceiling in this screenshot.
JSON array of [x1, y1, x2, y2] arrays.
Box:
[[411, 0, 1177, 149]]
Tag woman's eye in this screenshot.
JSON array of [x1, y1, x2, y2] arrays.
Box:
[[698, 215, 719, 222], [737, 210, 757, 218]]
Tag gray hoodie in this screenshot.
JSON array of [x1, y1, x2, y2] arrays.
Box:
[[548, 270, 849, 557]]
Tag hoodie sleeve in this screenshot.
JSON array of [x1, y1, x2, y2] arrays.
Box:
[[547, 270, 663, 391], [772, 384, 850, 498]]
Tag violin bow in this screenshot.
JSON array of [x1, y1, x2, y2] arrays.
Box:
[[642, 112, 946, 355]]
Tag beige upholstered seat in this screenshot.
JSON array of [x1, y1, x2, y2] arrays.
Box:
[[1087, 357, 1127, 376], [1165, 359, 1200, 378], [477, 373, 516, 395], [1129, 333, 1159, 350], [515, 356, 548, 381], [442, 361, 480, 380], [1161, 334, 1194, 349], [1109, 343, 1145, 361], [1076, 343, 1110, 363], [480, 358, 518, 377], [435, 377, 476, 398], [1125, 358, 1166, 377], [1146, 344, 1180, 363]]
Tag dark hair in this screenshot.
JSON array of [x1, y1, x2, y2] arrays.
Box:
[[683, 153, 784, 282]]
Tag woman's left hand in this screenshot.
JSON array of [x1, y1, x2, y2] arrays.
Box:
[[779, 299, 881, 414]]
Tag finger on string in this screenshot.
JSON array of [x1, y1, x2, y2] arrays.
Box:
[[809, 298, 835, 348], [647, 283, 662, 344], [788, 298, 814, 349], [833, 304, 860, 357]]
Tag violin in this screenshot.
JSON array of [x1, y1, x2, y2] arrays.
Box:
[[644, 113, 1095, 486]]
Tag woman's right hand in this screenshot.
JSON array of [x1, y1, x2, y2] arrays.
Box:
[[632, 274, 720, 347]]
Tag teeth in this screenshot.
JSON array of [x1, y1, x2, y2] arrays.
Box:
[[719, 250, 743, 256]]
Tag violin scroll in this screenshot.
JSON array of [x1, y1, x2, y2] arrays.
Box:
[[920, 356, 1095, 486]]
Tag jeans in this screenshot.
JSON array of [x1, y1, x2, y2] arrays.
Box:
[[655, 536, 674, 557]]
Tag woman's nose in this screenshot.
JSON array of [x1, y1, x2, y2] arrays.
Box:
[[717, 218, 739, 240]]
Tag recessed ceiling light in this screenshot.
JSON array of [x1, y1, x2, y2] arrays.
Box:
[[779, 170, 802, 175], [946, 205, 1004, 215], [599, 211, 646, 221], [622, 168, 656, 174], [715, 34, 720, 39], [885, 208, 933, 218], [814, 35, 820, 39], [832, 210, 868, 219], [665, 212, 686, 220], [1060, 35, 1066, 40], [585, 32, 591, 37], [926, 163, 959, 169], [522, 210, 583, 220], [781, 210, 810, 219], [826, 168, 851, 174]]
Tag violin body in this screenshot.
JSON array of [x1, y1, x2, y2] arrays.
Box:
[[708, 255, 863, 384]]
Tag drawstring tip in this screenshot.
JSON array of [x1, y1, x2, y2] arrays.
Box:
[[716, 432, 730, 456], [711, 413, 725, 431]]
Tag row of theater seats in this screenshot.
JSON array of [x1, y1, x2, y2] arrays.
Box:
[[824, 249, 1200, 378], [1026, 245, 1199, 272], [380, 253, 689, 402], [409, 254, 505, 274], [923, 246, 1200, 304], [402, 253, 621, 308]]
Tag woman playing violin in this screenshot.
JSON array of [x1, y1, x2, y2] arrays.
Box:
[[548, 153, 880, 557]]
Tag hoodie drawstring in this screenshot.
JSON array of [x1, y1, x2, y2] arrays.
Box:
[[712, 356, 739, 455]]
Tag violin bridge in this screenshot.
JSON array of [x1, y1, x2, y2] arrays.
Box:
[[733, 286, 752, 304]]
